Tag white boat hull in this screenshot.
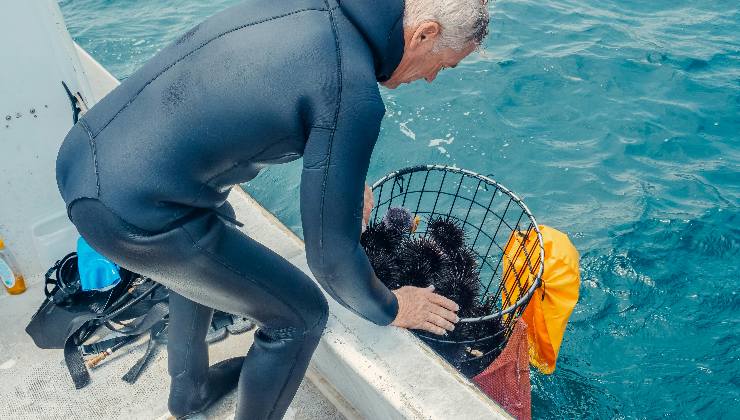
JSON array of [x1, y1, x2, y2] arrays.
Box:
[[0, 0, 96, 277]]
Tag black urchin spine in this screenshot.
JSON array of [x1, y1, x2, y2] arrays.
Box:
[[427, 216, 467, 254], [396, 236, 448, 288]]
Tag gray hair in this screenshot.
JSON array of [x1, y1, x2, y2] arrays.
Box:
[[403, 0, 490, 51]]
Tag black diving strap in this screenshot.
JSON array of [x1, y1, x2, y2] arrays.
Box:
[[65, 302, 170, 388], [64, 335, 91, 389], [122, 321, 167, 384], [214, 208, 244, 227], [111, 301, 169, 336]]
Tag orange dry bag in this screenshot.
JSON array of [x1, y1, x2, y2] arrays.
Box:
[[502, 225, 580, 374]]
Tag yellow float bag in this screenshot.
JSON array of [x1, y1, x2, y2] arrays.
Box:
[[502, 225, 580, 374]]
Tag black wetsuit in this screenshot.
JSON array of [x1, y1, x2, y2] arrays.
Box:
[[55, 0, 405, 418]]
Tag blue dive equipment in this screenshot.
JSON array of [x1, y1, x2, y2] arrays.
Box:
[[77, 236, 120, 291]]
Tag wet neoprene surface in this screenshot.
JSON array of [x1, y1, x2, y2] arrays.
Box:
[[56, 0, 406, 326]]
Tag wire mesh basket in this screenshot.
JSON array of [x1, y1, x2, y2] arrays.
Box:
[[370, 165, 545, 377]]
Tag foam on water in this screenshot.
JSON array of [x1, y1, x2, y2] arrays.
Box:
[[60, 0, 739, 417]]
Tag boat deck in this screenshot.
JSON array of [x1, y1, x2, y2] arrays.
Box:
[[0, 274, 344, 420]]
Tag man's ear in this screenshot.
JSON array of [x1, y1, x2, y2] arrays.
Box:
[[410, 21, 442, 50]]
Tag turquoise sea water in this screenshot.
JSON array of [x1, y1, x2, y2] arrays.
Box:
[[59, 0, 739, 418]]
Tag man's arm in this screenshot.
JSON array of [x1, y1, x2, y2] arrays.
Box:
[[299, 89, 399, 326]]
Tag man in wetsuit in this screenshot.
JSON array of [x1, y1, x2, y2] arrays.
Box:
[[55, 0, 489, 418]]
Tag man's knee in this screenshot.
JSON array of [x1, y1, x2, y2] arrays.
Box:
[[263, 290, 328, 341]]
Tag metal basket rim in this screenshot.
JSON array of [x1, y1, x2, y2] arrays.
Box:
[[371, 164, 545, 323]]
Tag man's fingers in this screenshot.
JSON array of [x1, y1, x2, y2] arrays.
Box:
[[427, 292, 460, 312], [428, 313, 455, 331], [392, 286, 463, 336], [420, 321, 446, 336], [428, 304, 460, 324]]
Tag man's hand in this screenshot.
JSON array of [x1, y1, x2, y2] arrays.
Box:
[[362, 183, 373, 230], [391, 285, 460, 335]]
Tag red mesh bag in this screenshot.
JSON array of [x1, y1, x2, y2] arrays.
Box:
[[472, 319, 531, 420]]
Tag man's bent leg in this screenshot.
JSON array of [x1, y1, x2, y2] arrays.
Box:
[[178, 216, 329, 420], [167, 292, 247, 418], [68, 199, 329, 420]]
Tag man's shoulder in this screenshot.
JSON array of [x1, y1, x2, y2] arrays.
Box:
[[209, 0, 331, 28], [179, 0, 335, 53]]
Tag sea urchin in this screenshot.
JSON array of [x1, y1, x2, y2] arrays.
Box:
[[427, 216, 467, 254], [396, 236, 448, 288]]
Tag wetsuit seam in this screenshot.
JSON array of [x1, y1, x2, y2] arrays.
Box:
[[92, 7, 332, 138], [189, 160, 242, 210], [77, 118, 101, 197], [179, 224, 311, 333], [204, 162, 241, 187], [71, 196, 172, 235], [162, 206, 196, 228], [66, 196, 99, 224], [317, 0, 343, 264], [172, 307, 200, 378], [310, 123, 334, 130], [266, 343, 305, 420], [188, 162, 242, 213]]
